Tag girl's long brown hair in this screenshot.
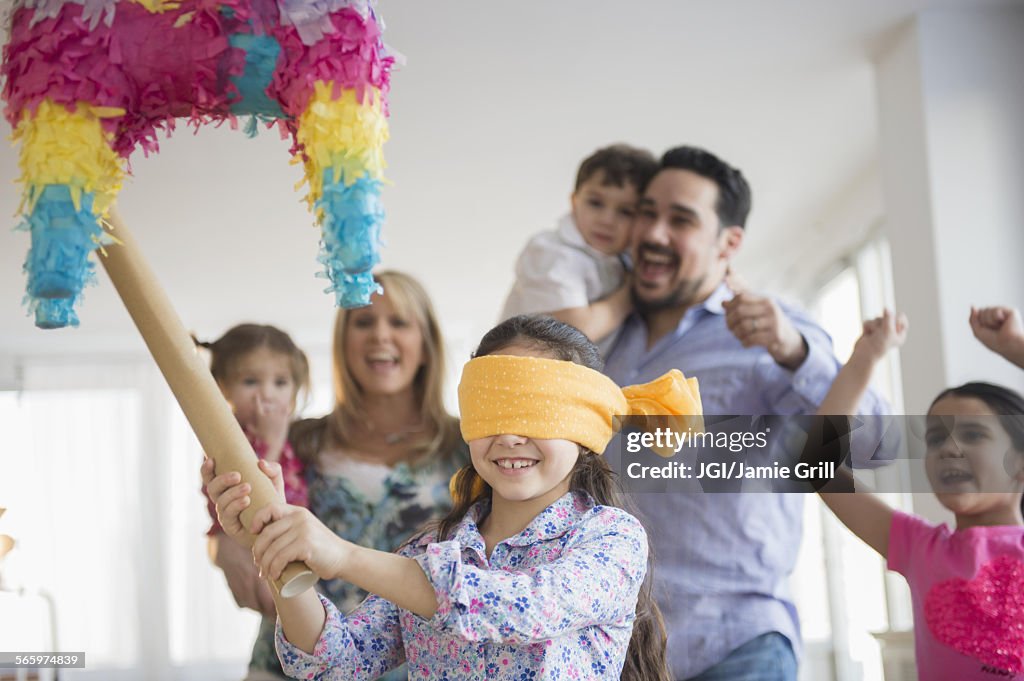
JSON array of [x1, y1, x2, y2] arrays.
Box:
[[438, 314, 671, 681]]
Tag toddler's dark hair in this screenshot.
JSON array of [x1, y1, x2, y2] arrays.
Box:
[[575, 144, 658, 194]]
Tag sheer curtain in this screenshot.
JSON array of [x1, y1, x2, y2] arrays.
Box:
[[0, 358, 259, 680]]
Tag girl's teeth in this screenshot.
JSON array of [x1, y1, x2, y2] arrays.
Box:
[[498, 459, 536, 469]]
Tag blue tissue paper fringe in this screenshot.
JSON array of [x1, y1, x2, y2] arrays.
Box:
[[32, 297, 80, 329], [315, 168, 384, 308], [229, 32, 285, 126], [21, 184, 106, 329]]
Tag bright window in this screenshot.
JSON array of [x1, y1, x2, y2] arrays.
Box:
[[800, 237, 909, 681], [0, 361, 259, 680]]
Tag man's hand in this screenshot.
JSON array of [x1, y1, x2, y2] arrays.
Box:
[[723, 271, 808, 370]]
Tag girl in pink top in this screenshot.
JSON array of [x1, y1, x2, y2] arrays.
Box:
[[814, 306, 1024, 680]]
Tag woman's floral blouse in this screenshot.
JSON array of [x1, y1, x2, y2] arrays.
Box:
[[276, 491, 648, 680]]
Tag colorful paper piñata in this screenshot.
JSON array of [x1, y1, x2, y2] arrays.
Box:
[[2, 0, 394, 328]]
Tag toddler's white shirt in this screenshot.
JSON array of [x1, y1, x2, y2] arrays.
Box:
[[500, 214, 625, 322]]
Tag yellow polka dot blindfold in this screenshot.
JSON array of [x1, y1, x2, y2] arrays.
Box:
[[457, 355, 704, 455]]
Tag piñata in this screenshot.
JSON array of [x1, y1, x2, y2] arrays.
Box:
[[2, 0, 394, 328]]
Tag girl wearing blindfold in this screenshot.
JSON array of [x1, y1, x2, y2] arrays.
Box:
[[203, 315, 702, 680]]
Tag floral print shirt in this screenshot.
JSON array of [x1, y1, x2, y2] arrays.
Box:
[[250, 441, 469, 680], [276, 491, 648, 680]]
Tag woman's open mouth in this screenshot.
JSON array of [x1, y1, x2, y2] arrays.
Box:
[[366, 351, 400, 372]]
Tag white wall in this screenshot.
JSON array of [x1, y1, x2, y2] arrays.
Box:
[[920, 6, 1024, 391], [876, 5, 1024, 409], [875, 4, 1024, 526]]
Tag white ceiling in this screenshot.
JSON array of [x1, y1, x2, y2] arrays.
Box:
[[0, 0, 998, 365]]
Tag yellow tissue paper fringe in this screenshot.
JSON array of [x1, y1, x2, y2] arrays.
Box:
[[13, 99, 126, 218], [293, 83, 388, 212], [128, 0, 182, 13]]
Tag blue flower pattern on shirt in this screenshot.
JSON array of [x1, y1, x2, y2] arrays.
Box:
[[276, 491, 647, 680], [253, 441, 468, 680]]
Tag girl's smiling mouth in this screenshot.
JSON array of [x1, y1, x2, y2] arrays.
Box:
[[493, 458, 539, 473]]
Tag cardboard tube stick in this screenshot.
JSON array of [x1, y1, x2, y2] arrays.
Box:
[[98, 208, 316, 598]]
